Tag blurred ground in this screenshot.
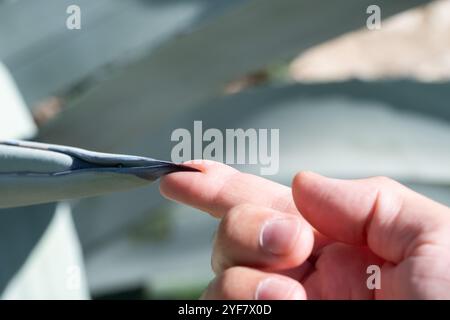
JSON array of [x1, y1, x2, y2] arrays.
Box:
[[290, 0, 450, 82]]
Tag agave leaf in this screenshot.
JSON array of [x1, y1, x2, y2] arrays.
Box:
[[0, 140, 196, 209]]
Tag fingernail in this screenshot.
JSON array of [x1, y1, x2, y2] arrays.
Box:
[[255, 278, 304, 300], [260, 217, 301, 255]]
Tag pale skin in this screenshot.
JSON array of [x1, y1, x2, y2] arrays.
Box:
[[160, 160, 450, 300]]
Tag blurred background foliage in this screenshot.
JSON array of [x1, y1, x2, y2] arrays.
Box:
[[1, 0, 449, 299]]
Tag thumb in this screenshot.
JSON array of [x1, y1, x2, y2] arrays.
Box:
[[292, 172, 450, 263]]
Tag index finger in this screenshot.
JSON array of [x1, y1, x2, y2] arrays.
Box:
[[159, 160, 297, 218]]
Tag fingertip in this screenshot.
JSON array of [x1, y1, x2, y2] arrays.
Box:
[[159, 160, 215, 195], [159, 160, 240, 214], [181, 159, 215, 172]]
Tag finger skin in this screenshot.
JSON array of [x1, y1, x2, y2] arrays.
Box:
[[302, 243, 384, 300], [292, 172, 450, 263], [160, 160, 297, 218], [212, 204, 314, 273], [202, 266, 306, 300], [160, 160, 331, 252]]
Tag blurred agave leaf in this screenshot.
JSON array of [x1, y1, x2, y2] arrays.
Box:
[[0, 63, 36, 139], [0, 203, 54, 295], [37, 0, 428, 151], [0, 0, 246, 107], [1, 203, 89, 299]]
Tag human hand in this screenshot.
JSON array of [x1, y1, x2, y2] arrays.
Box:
[[160, 161, 450, 299]]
